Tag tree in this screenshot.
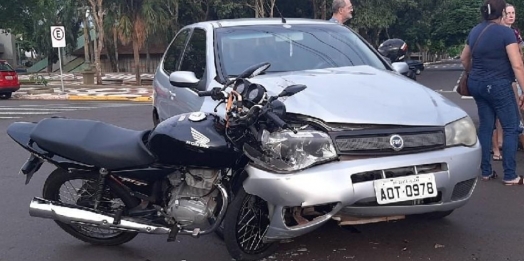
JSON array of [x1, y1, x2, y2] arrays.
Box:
[[115, 0, 168, 85], [32, 0, 81, 72], [0, 0, 37, 34], [87, 0, 106, 84]]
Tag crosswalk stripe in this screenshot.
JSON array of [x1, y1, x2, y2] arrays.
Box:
[[0, 108, 78, 111], [0, 112, 58, 115], [0, 102, 142, 120]]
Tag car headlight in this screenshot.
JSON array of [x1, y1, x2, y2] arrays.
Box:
[[445, 116, 477, 147], [244, 130, 338, 173]]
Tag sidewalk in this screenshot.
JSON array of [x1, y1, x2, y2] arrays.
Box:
[[12, 83, 153, 102], [13, 73, 154, 102]]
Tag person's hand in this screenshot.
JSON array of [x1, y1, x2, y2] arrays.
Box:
[[519, 94, 524, 110]]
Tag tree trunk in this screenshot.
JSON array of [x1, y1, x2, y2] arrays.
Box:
[[252, 0, 264, 17], [113, 26, 119, 72], [82, 13, 91, 67], [321, 0, 327, 20], [145, 39, 151, 73], [87, 26, 94, 64], [47, 56, 53, 73], [374, 29, 382, 48], [312, 0, 318, 19], [88, 0, 105, 84], [133, 34, 141, 85], [104, 35, 117, 72], [268, 0, 276, 17]]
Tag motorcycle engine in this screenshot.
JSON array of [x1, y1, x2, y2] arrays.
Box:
[[166, 169, 220, 227]]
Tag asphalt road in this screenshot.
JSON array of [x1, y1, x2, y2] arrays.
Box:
[[1, 72, 524, 261]]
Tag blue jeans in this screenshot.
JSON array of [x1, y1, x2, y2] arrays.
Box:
[[468, 78, 520, 181]]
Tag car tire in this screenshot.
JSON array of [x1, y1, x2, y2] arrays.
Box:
[[152, 109, 160, 127], [0, 92, 12, 99]]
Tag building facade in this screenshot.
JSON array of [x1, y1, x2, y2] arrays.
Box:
[[0, 30, 18, 67]]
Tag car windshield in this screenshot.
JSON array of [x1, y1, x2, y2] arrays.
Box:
[[0, 62, 14, 72], [215, 24, 389, 76]]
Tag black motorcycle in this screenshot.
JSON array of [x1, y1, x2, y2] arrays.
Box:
[[378, 38, 417, 81], [7, 62, 305, 261]]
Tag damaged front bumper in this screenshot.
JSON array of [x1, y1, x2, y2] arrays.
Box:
[[243, 143, 481, 242]]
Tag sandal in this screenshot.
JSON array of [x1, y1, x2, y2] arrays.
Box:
[[503, 175, 524, 186], [481, 171, 498, 181], [492, 154, 502, 161]]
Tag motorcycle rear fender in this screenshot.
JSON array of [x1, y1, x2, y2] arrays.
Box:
[[7, 122, 97, 184]]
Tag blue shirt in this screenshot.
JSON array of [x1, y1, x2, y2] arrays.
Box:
[[328, 17, 340, 24], [467, 21, 517, 82]]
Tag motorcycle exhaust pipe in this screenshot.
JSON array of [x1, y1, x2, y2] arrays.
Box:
[[29, 197, 171, 234]]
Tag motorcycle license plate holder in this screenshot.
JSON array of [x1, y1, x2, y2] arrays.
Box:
[[20, 154, 44, 184]]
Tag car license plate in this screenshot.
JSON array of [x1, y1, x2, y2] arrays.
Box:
[[5, 76, 13, 80], [374, 174, 437, 205]]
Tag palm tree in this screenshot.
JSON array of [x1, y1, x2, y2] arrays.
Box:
[[114, 0, 168, 85]]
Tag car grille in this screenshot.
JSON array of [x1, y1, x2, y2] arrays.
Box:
[[331, 127, 446, 156], [451, 178, 476, 201], [351, 163, 446, 184]]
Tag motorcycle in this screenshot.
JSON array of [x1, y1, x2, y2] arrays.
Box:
[[7, 62, 307, 261], [378, 38, 417, 81]]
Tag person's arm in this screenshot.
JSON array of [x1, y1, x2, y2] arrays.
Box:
[[507, 43, 524, 108], [460, 45, 472, 71]]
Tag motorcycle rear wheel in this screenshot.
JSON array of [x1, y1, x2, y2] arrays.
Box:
[[223, 187, 279, 261], [42, 168, 140, 246]]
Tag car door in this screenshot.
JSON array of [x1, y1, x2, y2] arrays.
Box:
[[167, 27, 209, 116], [154, 28, 190, 121]]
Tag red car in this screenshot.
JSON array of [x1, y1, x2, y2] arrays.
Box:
[[0, 60, 20, 99]]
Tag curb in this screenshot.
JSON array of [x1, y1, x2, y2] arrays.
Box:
[[13, 94, 152, 102], [68, 95, 152, 102]]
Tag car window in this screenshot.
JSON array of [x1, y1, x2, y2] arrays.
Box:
[[179, 28, 207, 79], [215, 24, 388, 76], [163, 29, 190, 74], [0, 62, 14, 72]]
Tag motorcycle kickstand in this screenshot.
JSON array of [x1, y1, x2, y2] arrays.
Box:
[[167, 224, 180, 242]]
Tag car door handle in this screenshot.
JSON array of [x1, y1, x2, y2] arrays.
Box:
[[169, 91, 176, 97]]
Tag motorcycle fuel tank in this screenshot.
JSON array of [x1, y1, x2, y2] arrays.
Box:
[[147, 112, 241, 168]]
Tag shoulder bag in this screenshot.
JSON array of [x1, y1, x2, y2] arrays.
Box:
[[457, 23, 495, 96]]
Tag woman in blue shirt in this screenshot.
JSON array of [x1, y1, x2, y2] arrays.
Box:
[[492, 3, 524, 162], [461, 0, 524, 185]]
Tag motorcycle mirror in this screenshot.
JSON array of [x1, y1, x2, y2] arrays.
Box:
[[238, 62, 271, 79], [270, 99, 287, 118], [278, 84, 307, 97]]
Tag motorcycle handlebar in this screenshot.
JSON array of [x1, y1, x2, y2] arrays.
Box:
[[197, 90, 214, 97], [265, 111, 288, 129], [198, 88, 228, 101]]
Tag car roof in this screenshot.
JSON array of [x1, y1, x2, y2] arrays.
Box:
[[194, 18, 336, 28]]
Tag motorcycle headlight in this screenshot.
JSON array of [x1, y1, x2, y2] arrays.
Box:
[[445, 116, 477, 147], [244, 130, 338, 173]]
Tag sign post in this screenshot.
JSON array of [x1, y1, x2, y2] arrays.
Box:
[[50, 26, 66, 93]]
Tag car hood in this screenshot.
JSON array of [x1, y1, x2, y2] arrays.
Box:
[[248, 65, 467, 126]]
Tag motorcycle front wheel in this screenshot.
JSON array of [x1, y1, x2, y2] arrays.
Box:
[[42, 168, 140, 246], [223, 187, 279, 261]]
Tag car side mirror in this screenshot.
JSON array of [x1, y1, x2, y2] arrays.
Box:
[[169, 71, 199, 88], [391, 62, 409, 74]]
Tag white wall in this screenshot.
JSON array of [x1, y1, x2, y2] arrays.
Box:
[[0, 30, 18, 67]]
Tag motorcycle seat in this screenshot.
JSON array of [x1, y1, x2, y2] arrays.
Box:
[[30, 118, 155, 170]]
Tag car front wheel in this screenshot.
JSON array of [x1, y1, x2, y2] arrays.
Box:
[[0, 92, 12, 99]]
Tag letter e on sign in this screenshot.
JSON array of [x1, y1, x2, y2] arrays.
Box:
[[50, 26, 66, 48]]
